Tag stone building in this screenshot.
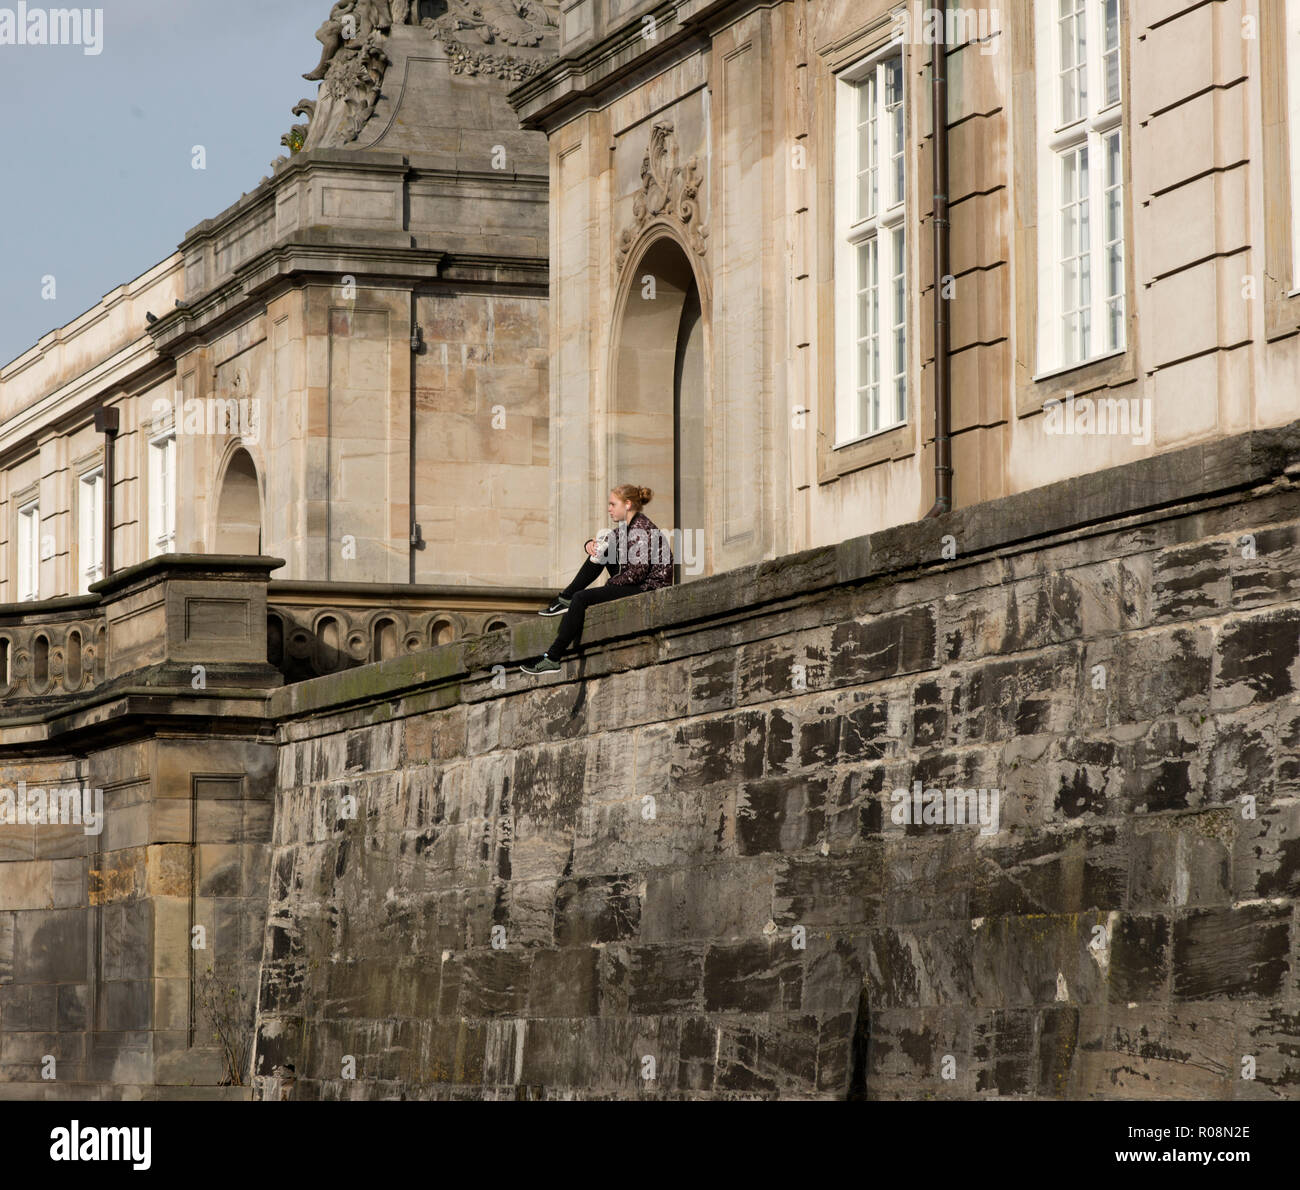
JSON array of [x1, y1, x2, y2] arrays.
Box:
[[0, 3, 562, 680], [2, 0, 1300, 1101], [511, 0, 1300, 578]]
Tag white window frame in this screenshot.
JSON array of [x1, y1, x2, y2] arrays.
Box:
[[1034, 0, 1126, 377], [1286, 3, 1300, 289], [149, 432, 176, 557], [834, 40, 908, 447], [17, 501, 40, 603], [78, 468, 104, 594]]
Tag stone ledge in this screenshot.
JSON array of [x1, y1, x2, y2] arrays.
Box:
[[268, 419, 1300, 722], [89, 554, 286, 598]]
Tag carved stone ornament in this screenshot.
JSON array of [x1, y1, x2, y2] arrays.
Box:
[[286, 0, 559, 154], [616, 120, 710, 269], [434, 0, 556, 51]]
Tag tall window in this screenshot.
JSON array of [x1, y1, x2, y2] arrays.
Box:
[[17, 501, 40, 602], [149, 433, 176, 556], [1036, 0, 1125, 371], [835, 46, 907, 445], [78, 469, 104, 593], [1287, 3, 1300, 278]]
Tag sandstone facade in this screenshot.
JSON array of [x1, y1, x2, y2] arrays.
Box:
[[0, 13, 559, 645], [511, 0, 1300, 580]]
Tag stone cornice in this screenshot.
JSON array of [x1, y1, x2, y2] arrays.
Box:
[[0, 341, 174, 467], [145, 148, 551, 355], [177, 151, 548, 255], [0, 255, 181, 381], [146, 240, 448, 356], [0, 684, 281, 749], [507, 0, 774, 130]]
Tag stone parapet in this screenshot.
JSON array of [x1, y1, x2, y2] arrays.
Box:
[[1, 556, 286, 720], [267, 580, 552, 683]]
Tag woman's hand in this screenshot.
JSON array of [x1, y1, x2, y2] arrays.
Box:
[[584, 539, 599, 557]]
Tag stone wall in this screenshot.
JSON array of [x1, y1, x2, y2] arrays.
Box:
[[0, 557, 283, 1099], [251, 423, 1300, 1099]]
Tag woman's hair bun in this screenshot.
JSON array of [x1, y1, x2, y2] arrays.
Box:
[[612, 482, 652, 508]]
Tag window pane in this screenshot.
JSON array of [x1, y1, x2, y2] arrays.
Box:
[[1103, 0, 1121, 107], [841, 53, 904, 443], [1103, 130, 1124, 351], [151, 437, 177, 554], [857, 238, 879, 434], [857, 73, 877, 220], [885, 57, 904, 208], [891, 226, 906, 427], [1058, 0, 1087, 125], [1060, 147, 1091, 364], [18, 505, 39, 601]]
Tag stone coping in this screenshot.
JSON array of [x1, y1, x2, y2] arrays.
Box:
[[89, 553, 287, 598], [0, 593, 100, 619], [268, 420, 1300, 722], [267, 580, 552, 602]]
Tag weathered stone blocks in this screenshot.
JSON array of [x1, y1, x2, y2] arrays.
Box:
[[241, 443, 1300, 1099]]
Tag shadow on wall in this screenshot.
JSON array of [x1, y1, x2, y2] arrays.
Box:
[[266, 607, 516, 683]]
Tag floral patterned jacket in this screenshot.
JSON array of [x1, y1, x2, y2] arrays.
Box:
[[596, 512, 674, 590]]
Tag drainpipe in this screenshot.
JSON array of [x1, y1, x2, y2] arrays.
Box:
[[408, 289, 423, 584], [93, 406, 120, 579], [924, 28, 953, 519]]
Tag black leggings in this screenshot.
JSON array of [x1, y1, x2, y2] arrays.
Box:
[[548, 557, 644, 659]]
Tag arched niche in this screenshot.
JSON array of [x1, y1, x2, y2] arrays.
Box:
[[372, 618, 400, 663], [610, 234, 710, 583], [215, 447, 263, 555]]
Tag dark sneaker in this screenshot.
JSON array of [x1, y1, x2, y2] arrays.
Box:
[[538, 596, 571, 616], [520, 656, 561, 674]]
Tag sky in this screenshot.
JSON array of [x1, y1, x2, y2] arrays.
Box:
[[0, 0, 327, 367]]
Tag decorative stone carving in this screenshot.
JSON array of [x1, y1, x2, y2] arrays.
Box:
[[267, 602, 525, 683], [437, 38, 553, 81], [0, 617, 105, 701], [291, 0, 559, 149], [296, 1, 393, 147], [432, 0, 557, 47], [282, 99, 317, 153], [617, 120, 710, 269], [281, 123, 309, 152]]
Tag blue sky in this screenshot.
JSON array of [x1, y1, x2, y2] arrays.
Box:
[[0, 0, 325, 366]]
